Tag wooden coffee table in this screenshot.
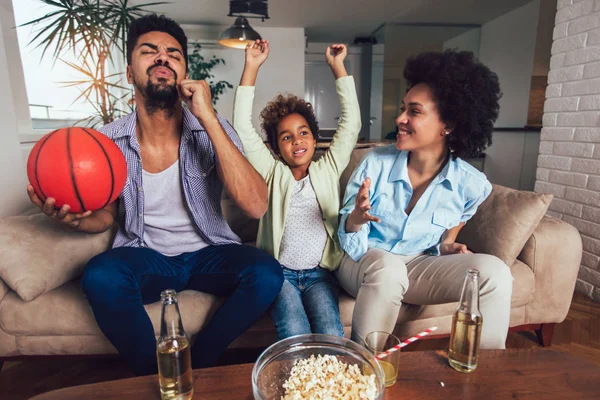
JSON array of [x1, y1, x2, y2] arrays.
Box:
[[31, 349, 600, 399]]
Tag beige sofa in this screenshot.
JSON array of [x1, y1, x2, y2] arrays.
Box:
[[0, 146, 583, 367]]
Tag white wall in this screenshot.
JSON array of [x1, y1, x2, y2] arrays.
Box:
[[535, 0, 600, 301], [484, 130, 540, 190], [382, 25, 481, 140], [479, 0, 541, 127], [382, 26, 445, 140], [443, 27, 481, 55], [476, 0, 545, 193], [0, 0, 30, 217], [183, 25, 305, 137], [304, 43, 384, 140], [370, 53, 384, 141]]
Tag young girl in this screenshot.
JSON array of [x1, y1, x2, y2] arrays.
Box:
[[233, 40, 360, 339]]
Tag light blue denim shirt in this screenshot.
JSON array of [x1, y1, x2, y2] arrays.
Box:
[[338, 145, 492, 262]]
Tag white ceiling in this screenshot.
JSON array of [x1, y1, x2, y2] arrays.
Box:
[[139, 0, 535, 42]]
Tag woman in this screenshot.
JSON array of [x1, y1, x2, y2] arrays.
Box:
[[337, 49, 512, 348]]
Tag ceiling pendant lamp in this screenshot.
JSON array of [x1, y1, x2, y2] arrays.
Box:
[[218, 16, 261, 49], [219, 1, 269, 49]]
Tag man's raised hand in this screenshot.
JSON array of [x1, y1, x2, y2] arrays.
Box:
[[179, 79, 216, 123]]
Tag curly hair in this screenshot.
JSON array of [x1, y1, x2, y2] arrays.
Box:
[[260, 94, 319, 155], [127, 14, 188, 69], [403, 50, 502, 159]]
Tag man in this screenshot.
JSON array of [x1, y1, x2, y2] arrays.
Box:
[[27, 14, 283, 376]]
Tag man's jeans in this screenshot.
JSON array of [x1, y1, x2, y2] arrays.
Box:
[[269, 266, 344, 339], [81, 244, 283, 376]]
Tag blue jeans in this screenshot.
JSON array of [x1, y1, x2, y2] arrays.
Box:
[[269, 266, 344, 340], [81, 244, 283, 376]]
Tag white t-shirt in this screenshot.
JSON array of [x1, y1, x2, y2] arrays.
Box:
[[278, 175, 328, 270], [142, 160, 208, 256]]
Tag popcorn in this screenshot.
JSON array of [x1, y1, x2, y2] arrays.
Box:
[[281, 354, 378, 400]]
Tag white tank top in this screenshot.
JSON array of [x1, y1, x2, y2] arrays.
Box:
[[278, 174, 328, 270], [142, 160, 208, 256]]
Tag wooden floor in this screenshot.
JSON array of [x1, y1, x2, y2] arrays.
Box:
[[1, 292, 599, 400]]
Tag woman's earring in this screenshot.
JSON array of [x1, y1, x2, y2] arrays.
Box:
[[444, 131, 450, 135]]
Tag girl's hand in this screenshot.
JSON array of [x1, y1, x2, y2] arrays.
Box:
[[326, 44, 348, 79], [325, 44, 347, 66], [245, 39, 269, 69]]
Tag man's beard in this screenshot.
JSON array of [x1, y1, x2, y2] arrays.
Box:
[[135, 64, 179, 117]]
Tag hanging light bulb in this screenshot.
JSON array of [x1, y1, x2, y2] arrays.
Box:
[[218, 16, 262, 49], [219, 1, 268, 49]]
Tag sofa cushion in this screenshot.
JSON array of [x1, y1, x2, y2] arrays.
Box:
[[15, 335, 117, 356], [0, 213, 113, 301], [0, 326, 19, 357], [0, 280, 223, 337], [457, 185, 553, 266]]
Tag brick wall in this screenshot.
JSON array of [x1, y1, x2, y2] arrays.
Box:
[[536, 0, 600, 300]]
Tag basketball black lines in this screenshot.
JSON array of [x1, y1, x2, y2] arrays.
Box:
[[33, 129, 58, 202], [66, 128, 86, 212], [83, 128, 115, 209]]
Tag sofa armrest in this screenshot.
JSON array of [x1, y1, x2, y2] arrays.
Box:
[[517, 215, 582, 324]]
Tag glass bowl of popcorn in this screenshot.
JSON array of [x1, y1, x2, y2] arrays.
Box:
[[252, 334, 386, 400]]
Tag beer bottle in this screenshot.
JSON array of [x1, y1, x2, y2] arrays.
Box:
[[157, 289, 194, 399], [448, 269, 483, 373]]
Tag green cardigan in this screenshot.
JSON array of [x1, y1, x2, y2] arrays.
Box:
[[232, 76, 361, 270]]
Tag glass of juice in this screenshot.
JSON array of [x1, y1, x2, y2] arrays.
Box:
[[364, 331, 400, 387]]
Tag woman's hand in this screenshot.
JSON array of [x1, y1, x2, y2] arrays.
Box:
[[439, 242, 472, 255], [346, 177, 381, 232]]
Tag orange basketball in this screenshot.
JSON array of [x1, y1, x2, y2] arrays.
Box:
[[27, 127, 127, 213]]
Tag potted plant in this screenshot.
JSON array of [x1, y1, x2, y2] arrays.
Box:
[[188, 43, 232, 106]]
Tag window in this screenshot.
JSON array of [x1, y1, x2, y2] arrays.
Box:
[[13, 0, 98, 129]]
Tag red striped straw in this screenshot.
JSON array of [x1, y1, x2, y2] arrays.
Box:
[[375, 326, 438, 360]]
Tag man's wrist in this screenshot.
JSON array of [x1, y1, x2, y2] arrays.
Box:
[[196, 112, 219, 127]]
